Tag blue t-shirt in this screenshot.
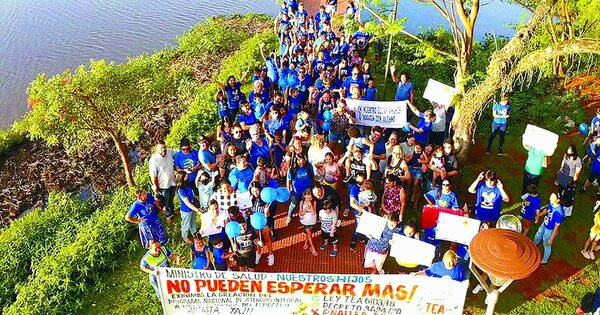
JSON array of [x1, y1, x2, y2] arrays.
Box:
[[425, 189, 459, 209], [270, 142, 287, 166], [474, 182, 503, 222], [289, 95, 302, 114], [287, 167, 313, 194], [364, 87, 377, 101], [591, 116, 600, 133], [238, 112, 258, 127], [592, 149, 600, 174], [229, 167, 254, 193], [294, 75, 312, 103], [216, 99, 229, 117], [349, 184, 361, 215], [394, 81, 413, 101], [543, 204, 564, 230], [492, 102, 511, 125], [265, 58, 279, 83], [212, 247, 226, 265], [425, 261, 465, 281], [177, 186, 196, 213], [366, 224, 402, 253], [248, 90, 270, 106], [174, 149, 199, 183], [264, 119, 285, 136], [253, 102, 266, 121], [191, 244, 210, 269], [127, 194, 159, 227], [414, 114, 432, 144], [521, 194, 541, 220], [342, 76, 365, 94], [198, 149, 216, 174], [249, 139, 271, 167], [225, 82, 244, 109]]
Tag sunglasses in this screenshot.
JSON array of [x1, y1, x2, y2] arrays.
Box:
[[442, 183, 450, 186], [182, 147, 191, 151]]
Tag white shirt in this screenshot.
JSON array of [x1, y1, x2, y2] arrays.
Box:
[[149, 149, 176, 189], [432, 106, 446, 132]]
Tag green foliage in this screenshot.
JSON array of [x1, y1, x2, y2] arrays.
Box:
[[177, 18, 250, 57], [4, 187, 135, 314], [0, 127, 26, 159], [0, 193, 92, 309]]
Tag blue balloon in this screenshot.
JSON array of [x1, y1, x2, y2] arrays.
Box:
[[323, 110, 333, 121], [579, 123, 590, 135], [250, 212, 267, 230], [260, 187, 277, 203], [225, 221, 242, 238], [322, 121, 331, 132], [402, 125, 411, 133], [275, 187, 291, 203]]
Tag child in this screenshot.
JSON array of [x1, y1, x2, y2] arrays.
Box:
[[520, 184, 541, 235], [559, 181, 576, 217], [358, 180, 378, 214], [288, 87, 303, 115], [190, 233, 211, 270], [319, 200, 339, 257], [364, 78, 377, 101], [210, 236, 228, 271], [230, 217, 257, 272], [253, 157, 268, 186], [581, 199, 600, 260], [299, 189, 318, 256], [269, 130, 287, 169], [429, 146, 446, 189], [321, 152, 341, 189], [295, 109, 312, 136], [215, 89, 229, 123], [196, 171, 215, 212], [252, 94, 267, 122]]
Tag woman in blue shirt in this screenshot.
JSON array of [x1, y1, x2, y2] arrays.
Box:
[[190, 233, 211, 270], [247, 125, 271, 168], [176, 171, 201, 244], [424, 179, 459, 209], [416, 250, 465, 281], [125, 190, 167, 247], [286, 154, 314, 226], [467, 170, 510, 224]]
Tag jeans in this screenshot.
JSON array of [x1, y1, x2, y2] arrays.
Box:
[[180, 211, 197, 239], [534, 225, 554, 264], [158, 186, 175, 219], [522, 170, 541, 195], [149, 274, 162, 302], [486, 122, 507, 152], [267, 201, 277, 231], [287, 192, 301, 218]]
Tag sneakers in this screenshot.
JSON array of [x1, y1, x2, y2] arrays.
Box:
[[591, 251, 596, 260], [285, 216, 292, 226], [582, 250, 591, 259], [255, 253, 262, 265], [343, 208, 350, 217], [497, 150, 504, 156], [330, 250, 338, 257], [349, 241, 357, 251], [320, 243, 328, 251], [485, 150, 491, 155], [472, 284, 484, 295], [267, 254, 275, 266]]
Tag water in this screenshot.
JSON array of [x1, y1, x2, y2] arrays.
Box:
[[0, 0, 527, 128]]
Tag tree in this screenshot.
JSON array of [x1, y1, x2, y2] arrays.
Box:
[[24, 53, 177, 187]]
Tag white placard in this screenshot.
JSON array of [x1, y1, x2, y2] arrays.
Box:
[[200, 226, 222, 237], [355, 211, 387, 239], [390, 234, 436, 267], [345, 99, 408, 128], [522, 124, 559, 156], [435, 212, 481, 245], [423, 79, 456, 108], [237, 191, 252, 210]]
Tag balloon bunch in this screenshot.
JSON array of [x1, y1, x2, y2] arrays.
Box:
[[322, 110, 333, 132]]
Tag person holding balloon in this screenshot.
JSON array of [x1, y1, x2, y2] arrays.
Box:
[[226, 216, 258, 272], [249, 182, 276, 266], [190, 233, 212, 270], [286, 153, 314, 226]]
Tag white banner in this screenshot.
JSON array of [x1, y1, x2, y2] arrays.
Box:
[[435, 212, 481, 246], [390, 234, 436, 267], [345, 99, 407, 128], [522, 124, 559, 156], [423, 79, 456, 108], [157, 268, 469, 315], [356, 211, 387, 239]]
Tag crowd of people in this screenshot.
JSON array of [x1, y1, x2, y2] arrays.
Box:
[[122, 0, 600, 306]]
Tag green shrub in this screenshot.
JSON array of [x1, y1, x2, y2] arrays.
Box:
[[177, 18, 250, 57], [0, 127, 26, 159], [4, 187, 134, 314], [0, 193, 92, 308]]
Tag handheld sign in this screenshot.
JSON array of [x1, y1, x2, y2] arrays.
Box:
[[435, 212, 481, 245], [356, 211, 387, 239], [522, 124, 559, 156], [423, 79, 456, 108], [345, 99, 408, 128], [200, 226, 222, 237], [421, 205, 463, 229], [390, 234, 436, 267]]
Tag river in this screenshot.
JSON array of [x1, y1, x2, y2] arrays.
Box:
[[0, 0, 527, 128]]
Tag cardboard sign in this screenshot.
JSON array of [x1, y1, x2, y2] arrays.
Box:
[[423, 79, 456, 108], [421, 205, 463, 229], [435, 212, 481, 245], [356, 211, 387, 239], [522, 124, 559, 156], [390, 234, 436, 267]]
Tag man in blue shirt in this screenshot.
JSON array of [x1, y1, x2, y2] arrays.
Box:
[[534, 193, 564, 265], [342, 66, 365, 98], [174, 137, 200, 189], [485, 95, 511, 155], [237, 101, 258, 131], [390, 66, 415, 121], [228, 155, 254, 193], [467, 170, 510, 224], [197, 136, 218, 180], [406, 101, 434, 145], [416, 250, 465, 281]]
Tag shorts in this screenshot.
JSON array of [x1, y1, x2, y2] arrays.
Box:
[[364, 249, 387, 270], [588, 171, 600, 186], [409, 166, 423, 180], [321, 230, 339, 244], [302, 223, 316, 230], [492, 122, 508, 132], [328, 130, 345, 143], [235, 251, 257, 269], [590, 230, 600, 242], [564, 206, 573, 217]]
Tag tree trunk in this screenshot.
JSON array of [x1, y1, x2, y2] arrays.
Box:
[[110, 134, 135, 187]]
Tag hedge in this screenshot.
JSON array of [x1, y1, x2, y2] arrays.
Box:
[[0, 127, 26, 159], [176, 17, 250, 57], [0, 193, 92, 308]]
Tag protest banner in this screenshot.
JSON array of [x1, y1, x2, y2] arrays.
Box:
[[421, 205, 463, 229], [435, 212, 481, 245], [522, 124, 559, 156], [157, 268, 469, 315], [390, 234, 436, 267], [423, 79, 456, 108], [356, 211, 387, 239], [345, 99, 407, 128]]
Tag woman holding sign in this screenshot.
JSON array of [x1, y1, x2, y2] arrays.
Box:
[[364, 212, 402, 275]]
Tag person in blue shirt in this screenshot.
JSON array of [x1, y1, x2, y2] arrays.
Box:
[[140, 239, 181, 302], [279, 106, 294, 127], [364, 211, 402, 274], [424, 179, 460, 209], [176, 171, 201, 243], [251, 94, 267, 122], [534, 193, 564, 265], [214, 89, 229, 122], [485, 94, 511, 155], [315, 6, 331, 32], [589, 107, 600, 139], [190, 233, 211, 270], [270, 130, 287, 167], [228, 155, 254, 193], [364, 78, 377, 101], [174, 137, 200, 188], [406, 101, 434, 145], [286, 153, 314, 226], [248, 78, 270, 106], [210, 236, 228, 271], [521, 184, 541, 235], [581, 137, 600, 194], [223, 72, 249, 122], [342, 66, 365, 98], [467, 170, 510, 224], [390, 66, 414, 102], [293, 66, 312, 104], [416, 250, 465, 281], [247, 125, 271, 168], [237, 101, 258, 131], [125, 190, 167, 247], [287, 87, 303, 115], [197, 136, 218, 180], [263, 107, 286, 143]]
